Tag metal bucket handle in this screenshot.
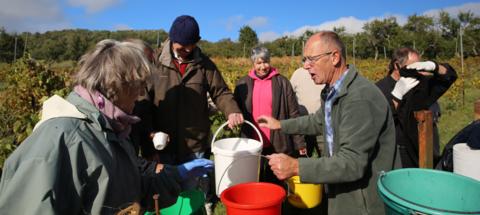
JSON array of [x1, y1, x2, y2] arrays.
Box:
[[211, 120, 264, 148]]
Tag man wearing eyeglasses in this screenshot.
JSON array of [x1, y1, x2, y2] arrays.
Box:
[[258, 31, 396, 215]]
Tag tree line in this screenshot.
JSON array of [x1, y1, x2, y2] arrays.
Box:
[[0, 11, 478, 62]]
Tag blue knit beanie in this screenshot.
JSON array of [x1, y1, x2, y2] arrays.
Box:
[[169, 15, 201, 45]]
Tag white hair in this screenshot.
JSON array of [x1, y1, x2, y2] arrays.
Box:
[[250, 46, 270, 63]]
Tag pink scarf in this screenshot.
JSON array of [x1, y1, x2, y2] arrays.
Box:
[[73, 85, 140, 139], [248, 68, 279, 147]]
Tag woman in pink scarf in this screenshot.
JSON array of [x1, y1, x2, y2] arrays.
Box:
[[234, 47, 306, 185]]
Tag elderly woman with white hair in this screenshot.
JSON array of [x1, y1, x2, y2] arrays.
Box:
[[0, 39, 212, 214], [234, 46, 306, 184]]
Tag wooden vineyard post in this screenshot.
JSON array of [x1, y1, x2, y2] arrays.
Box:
[[415, 110, 433, 169]]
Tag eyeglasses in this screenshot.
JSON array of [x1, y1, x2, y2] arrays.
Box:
[[302, 51, 333, 65]]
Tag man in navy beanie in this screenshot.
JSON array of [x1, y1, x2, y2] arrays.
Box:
[[131, 15, 244, 214], [169, 15, 201, 46]]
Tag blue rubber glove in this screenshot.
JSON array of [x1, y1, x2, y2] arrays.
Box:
[[177, 158, 214, 180]]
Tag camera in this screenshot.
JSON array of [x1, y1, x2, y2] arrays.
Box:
[[399, 67, 422, 79]]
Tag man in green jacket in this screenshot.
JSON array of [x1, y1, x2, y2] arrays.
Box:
[[259, 31, 396, 214]]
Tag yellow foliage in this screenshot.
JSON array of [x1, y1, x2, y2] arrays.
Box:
[[213, 56, 480, 106]]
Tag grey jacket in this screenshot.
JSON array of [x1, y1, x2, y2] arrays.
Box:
[[0, 92, 181, 214], [281, 66, 396, 215]]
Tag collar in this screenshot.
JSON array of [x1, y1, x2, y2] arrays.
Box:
[[334, 64, 359, 99], [332, 69, 349, 90], [324, 68, 349, 100], [73, 85, 140, 139]]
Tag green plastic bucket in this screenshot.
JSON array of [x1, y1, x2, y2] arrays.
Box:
[[377, 168, 480, 215], [145, 189, 206, 215]]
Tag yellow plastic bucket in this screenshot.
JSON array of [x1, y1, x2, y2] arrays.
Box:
[[287, 176, 322, 209]]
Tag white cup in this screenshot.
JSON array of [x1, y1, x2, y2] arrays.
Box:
[[152, 131, 169, 150]]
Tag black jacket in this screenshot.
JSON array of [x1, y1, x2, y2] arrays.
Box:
[[376, 64, 457, 167], [436, 120, 480, 171]]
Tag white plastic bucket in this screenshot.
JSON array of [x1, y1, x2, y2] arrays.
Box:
[[212, 120, 263, 196], [454, 143, 480, 181]]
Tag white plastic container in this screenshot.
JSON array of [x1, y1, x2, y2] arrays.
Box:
[[453, 143, 480, 181], [212, 120, 263, 196]]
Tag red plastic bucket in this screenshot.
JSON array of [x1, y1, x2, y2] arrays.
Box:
[[220, 182, 286, 215]]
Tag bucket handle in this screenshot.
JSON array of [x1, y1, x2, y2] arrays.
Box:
[[211, 120, 263, 148]]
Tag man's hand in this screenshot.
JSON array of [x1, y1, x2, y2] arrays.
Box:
[[266, 153, 299, 180], [391, 77, 420, 100], [227, 113, 244, 129], [257, 115, 281, 130]]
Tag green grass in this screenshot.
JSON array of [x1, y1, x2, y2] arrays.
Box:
[[213, 202, 226, 215]]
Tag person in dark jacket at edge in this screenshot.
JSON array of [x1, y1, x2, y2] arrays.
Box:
[[436, 101, 480, 171], [257, 31, 397, 215], [130, 15, 244, 214], [376, 47, 457, 168], [0, 39, 213, 214]]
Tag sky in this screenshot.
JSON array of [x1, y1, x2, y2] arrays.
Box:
[[0, 0, 479, 42]]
